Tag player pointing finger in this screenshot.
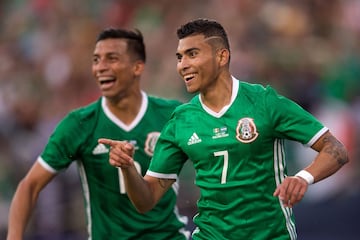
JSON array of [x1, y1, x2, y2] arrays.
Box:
[[7, 28, 189, 240], [98, 138, 135, 168], [101, 19, 349, 240]]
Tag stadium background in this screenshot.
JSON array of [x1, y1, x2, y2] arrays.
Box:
[[0, 0, 359, 239]]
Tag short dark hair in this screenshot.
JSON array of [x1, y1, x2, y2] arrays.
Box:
[[176, 18, 230, 52], [96, 28, 146, 62]]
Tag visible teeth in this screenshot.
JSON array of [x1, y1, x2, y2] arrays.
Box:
[[99, 77, 115, 83], [99, 77, 113, 81], [184, 74, 195, 80]]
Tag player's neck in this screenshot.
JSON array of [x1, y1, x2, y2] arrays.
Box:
[[105, 91, 143, 125], [200, 76, 232, 113]]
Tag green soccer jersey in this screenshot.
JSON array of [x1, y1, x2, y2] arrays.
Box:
[[148, 78, 328, 240], [38, 92, 189, 240]]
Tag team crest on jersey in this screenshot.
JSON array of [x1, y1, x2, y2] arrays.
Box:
[[144, 132, 160, 156], [236, 117, 258, 143]]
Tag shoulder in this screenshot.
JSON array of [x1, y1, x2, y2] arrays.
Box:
[[45, 99, 102, 146], [239, 81, 268, 95], [239, 81, 282, 103], [171, 96, 200, 118], [69, 99, 101, 117], [61, 99, 102, 127]]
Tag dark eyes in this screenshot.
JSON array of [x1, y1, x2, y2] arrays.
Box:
[[92, 57, 99, 64], [92, 55, 118, 64], [189, 51, 197, 57], [176, 51, 198, 62]]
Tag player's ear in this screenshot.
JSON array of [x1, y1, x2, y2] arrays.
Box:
[[217, 48, 230, 67], [133, 60, 145, 77]]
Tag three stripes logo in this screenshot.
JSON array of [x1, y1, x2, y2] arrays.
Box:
[[187, 132, 202, 145], [92, 143, 109, 154]]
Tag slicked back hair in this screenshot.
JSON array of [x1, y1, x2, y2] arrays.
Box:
[[96, 28, 146, 62], [176, 18, 230, 54]]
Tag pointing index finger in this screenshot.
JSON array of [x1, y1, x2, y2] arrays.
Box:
[[98, 138, 117, 146]]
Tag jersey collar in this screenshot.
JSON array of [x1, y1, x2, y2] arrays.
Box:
[[101, 91, 148, 132], [199, 76, 239, 118]]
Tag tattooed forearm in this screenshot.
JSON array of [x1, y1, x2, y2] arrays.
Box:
[[322, 135, 349, 166]]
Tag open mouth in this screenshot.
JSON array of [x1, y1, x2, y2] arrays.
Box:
[[99, 77, 116, 90], [99, 77, 116, 85], [184, 74, 195, 82]]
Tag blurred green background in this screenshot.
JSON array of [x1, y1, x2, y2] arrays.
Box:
[[0, 0, 359, 239]]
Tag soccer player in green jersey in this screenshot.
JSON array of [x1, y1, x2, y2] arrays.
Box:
[[99, 19, 349, 240], [7, 28, 190, 240]]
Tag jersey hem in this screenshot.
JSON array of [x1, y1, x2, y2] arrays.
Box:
[[146, 170, 178, 179], [37, 156, 58, 173], [306, 126, 329, 147]]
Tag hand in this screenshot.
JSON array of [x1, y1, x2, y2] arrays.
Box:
[[98, 138, 135, 168], [273, 176, 308, 208]]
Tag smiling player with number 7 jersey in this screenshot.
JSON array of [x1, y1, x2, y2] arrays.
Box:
[[148, 77, 331, 239], [98, 19, 349, 240]]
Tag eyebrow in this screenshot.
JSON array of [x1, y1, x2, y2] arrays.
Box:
[[93, 51, 120, 57], [176, 47, 199, 57]]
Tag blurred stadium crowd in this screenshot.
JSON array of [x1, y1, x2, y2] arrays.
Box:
[[0, 0, 359, 239]]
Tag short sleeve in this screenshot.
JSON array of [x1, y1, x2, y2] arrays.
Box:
[[265, 86, 327, 146], [147, 115, 188, 178], [40, 111, 86, 171]]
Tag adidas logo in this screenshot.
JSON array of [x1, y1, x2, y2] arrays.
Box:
[[187, 132, 202, 145], [92, 143, 109, 155]]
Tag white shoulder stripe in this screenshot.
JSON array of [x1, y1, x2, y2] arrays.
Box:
[[146, 170, 178, 179], [306, 127, 329, 147], [37, 156, 58, 173]]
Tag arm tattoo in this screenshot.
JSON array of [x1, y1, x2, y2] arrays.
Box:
[[322, 135, 349, 166]]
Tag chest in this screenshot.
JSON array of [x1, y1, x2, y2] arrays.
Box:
[[176, 107, 275, 168], [81, 114, 167, 176]]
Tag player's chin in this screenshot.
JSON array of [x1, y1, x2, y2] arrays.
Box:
[[185, 85, 198, 94], [101, 91, 119, 100]]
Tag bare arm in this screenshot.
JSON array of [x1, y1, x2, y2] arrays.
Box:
[[273, 131, 349, 207], [7, 161, 56, 240], [305, 131, 349, 181], [123, 168, 175, 213], [98, 138, 175, 213]]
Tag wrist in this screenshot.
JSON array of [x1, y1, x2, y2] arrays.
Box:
[[295, 170, 314, 185]]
